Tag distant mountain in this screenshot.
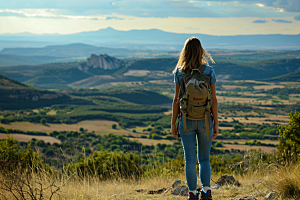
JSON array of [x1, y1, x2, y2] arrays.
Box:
[[0, 43, 164, 59], [1, 27, 300, 51]]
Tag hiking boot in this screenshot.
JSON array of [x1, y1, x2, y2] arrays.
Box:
[[200, 189, 212, 200], [187, 191, 199, 200]]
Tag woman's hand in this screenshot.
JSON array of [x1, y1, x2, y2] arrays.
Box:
[[213, 123, 219, 139], [171, 123, 179, 139]]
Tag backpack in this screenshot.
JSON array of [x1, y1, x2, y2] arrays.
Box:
[[178, 64, 212, 141]]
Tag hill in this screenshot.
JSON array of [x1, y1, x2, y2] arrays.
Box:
[[264, 71, 300, 82], [1, 56, 300, 89], [0, 43, 163, 59], [0, 54, 66, 67], [0, 75, 93, 109], [213, 58, 300, 80], [24, 67, 93, 89]]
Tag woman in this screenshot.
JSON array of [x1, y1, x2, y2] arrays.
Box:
[[171, 37, 218, 200]]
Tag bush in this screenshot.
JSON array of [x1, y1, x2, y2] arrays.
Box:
[[40, 118, 47, 124], [56, 134, 66, 141], [0, 118, 9, 124], [165, 135, 176, 140], [148, 134, 162, 140], [112, 124, 117, 129], [215, 142, 223, 147], [65, 151, 143, 180]]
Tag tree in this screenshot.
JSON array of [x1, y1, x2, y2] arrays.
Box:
[[112, 124, 117, 129], [277, 111, 300, 162], [40, 118, 47, 124]]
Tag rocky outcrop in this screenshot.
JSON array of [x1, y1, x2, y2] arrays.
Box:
[[78, 54, 123, 71]]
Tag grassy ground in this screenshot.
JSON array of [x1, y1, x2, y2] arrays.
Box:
[[1, 165, 299, 200]]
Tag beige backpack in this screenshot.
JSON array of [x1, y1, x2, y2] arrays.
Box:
[[178, 65, 212, 141]]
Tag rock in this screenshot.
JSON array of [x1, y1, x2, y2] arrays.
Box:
[[172, 179, 181, 188], [171, 187, 182, 195], [216, 175, 241, 186], [180, 187, 189, 196], [231, 196, 257, 200], [163, 179, 183, 194], [211, 184, 222, 189], [147, 188, 166, 194], [78, 54, 123, 71], [171, 187, 189, 196], [265, 192, 276, 199]]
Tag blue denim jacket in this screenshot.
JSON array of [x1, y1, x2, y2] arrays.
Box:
[[173, 65, 217, 85]]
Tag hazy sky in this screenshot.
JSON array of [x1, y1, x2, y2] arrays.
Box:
[[0, 0, 300, 35]]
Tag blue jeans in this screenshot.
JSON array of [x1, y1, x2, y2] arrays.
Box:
[[179, 117, 213, 191]]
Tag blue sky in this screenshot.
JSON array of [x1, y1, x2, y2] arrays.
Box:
[[0, 0, 299, 35]]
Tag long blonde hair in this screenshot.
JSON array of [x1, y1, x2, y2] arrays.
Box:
[[173, 37, 215, 74]]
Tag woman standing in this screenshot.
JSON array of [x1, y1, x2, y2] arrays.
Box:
[[171, 37, 218, 200]]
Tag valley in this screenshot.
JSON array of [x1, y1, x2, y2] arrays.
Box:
[[0, 47, 299, 178]]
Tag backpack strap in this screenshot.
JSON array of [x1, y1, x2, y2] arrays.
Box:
[[190, 64, 207, 75]]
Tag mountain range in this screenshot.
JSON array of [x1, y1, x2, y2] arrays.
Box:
[[1, 27, 300, 51]]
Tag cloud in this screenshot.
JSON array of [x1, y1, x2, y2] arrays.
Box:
[[0, 0, 298, 20], [106, 16, 125, 20], [0, 0, 292, 19], [192, 0, 300, 13], [253, 19, 268, 23], [295, 15, 300, 20], [0, 8, 106, 20], [272, 18, 292, 23]]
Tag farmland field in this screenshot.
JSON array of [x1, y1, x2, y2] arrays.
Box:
[[218, 144, 278, 153], [0, 133, 61, 144], [0, 120, 135, 136]]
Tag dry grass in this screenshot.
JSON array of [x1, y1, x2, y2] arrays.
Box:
[[253, 85, 285, 90], [219, 114, 289, 125], [123, 70, 150, 77], [1, 161, 299, 200]]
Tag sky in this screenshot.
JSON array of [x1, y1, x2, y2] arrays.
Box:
[[0, 0, 300, 36]]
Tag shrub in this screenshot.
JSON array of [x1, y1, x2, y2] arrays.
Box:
[[215, 142, 223, 147], [165, 135, 176, 140], [65, 151, 143, 180], [40, 118, 47, 124], [112, 124, 117, 129], [277, 111, 300, 162]]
